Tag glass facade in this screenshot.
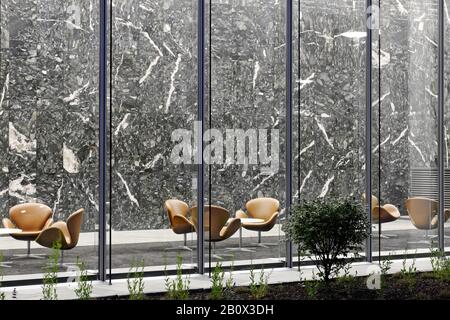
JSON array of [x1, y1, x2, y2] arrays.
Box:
[[0, 0, 448, 283]]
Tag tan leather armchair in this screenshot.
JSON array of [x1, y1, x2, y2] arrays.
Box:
[[363, 195, 400, 224], [164, 199, 195, 251], [2, 203, 53, 259], [190, 205, 241, 242], [405, 197, 450, 230], [190, 205, 241, 259], [236, 198, 279, 246], [405, 197, 450, 244], [35, 209, 84, 264]]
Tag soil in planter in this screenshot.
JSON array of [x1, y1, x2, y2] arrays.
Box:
[[102, 272, 450, 300]]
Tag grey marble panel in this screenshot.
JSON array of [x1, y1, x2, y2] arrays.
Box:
[[0, 0, 100, 232]]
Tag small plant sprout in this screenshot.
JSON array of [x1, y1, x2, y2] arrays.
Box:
[[210, 262, 225, 300], [127, 258, 145, 300], [249, 265, 270, 299], [42, 241, 61, 300], [166, 255, 190, 300], [74, 257, 93, 300], [0, 253, 5, 300]]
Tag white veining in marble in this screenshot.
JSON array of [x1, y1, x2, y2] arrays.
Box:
[[139, 56, 160, 85], [63, 143, 80, 174], [9, 122, 36, 155], [116, 171, 140, 207], [165, 54, 182, 113], [319, 175, 335, 198], [315, 117, 334, 149]]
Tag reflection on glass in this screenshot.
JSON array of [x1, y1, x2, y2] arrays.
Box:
[[374, 0, 439, 258], [206, 0, 287, 269]]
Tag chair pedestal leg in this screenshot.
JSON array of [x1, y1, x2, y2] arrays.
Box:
[[12, 241, 45, 260], [225, 227, 256, 253], [211, 242, 235, 260]]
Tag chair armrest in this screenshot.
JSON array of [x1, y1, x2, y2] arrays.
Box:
[[172, 214, 195, 234], [43, 218, 53, 229], [2, 218, 15, 229], [220, 218, 241, 240], [444, 209, 450, 222], [35, 226, 67, 249], [265, 211, 279, 226], [236, 210, 248, 219]]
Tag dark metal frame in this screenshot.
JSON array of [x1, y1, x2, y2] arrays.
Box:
[[365, 0, 373, 262], [286, 0, 293, 268], [438, 0, 445, 253], [98, 0, 447, 281], [98, 0, 107, 281], [197, 0, 205, 274]]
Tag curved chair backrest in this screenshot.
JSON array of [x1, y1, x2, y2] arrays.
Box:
[[67, 209, 84, 247], [246, 198, 280, 221], [165, 200, 189, 228], [405, 197, 438, 230], [10, 203, 52, 231], [361, 194, 379, 212], [190, 205, 230, 241]]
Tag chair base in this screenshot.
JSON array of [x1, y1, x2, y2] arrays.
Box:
[[0, 261, 12, 268], [164, 246, 193, 252], [10, 241, 46, 260], [372, 233, 398, 239], [248, 242, 280, 249], [11, 253, 46, 260], [224, 247, 256, 253]]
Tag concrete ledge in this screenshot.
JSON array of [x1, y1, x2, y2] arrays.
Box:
[[0, 257, 436, 300]]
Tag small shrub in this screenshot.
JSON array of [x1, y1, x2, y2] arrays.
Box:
[[210, 262, 225, 300], [336, 263, 357, 286], [400, 251, 417, 290], [284, 198, 369, 283], [42, 241, 61, 300], [304, 272, 320, 300], [166, 255, 190, 300], [249, 265, 270, 299], [127, 258, 145, 300], [224, 261, 235, 298], [430, 247, 450, 281], [74, 257, 93, 300]]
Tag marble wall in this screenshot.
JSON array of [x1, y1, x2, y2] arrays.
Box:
[[1, 0, 447, 233], [0, 0, 100, 231]]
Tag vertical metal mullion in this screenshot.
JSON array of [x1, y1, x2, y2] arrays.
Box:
[[365, 0, 373, 263], [197, 0, 205, 274], [98, 0, 107, 281], [438, 0, 445, 252], [286, 0, 293, 268]]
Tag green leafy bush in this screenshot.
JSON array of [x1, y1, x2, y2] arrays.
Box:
[[284, 198, 369, 282]]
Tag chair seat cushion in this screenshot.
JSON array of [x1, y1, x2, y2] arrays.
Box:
[[10, 231, 41, 241]]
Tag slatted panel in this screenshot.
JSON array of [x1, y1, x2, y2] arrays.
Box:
[[410, 168, 450, 208]]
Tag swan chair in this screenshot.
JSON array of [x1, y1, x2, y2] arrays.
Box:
[[164, 199, 195, 252], [35, 209, 84, 265], [2, 203, 53, 259], [190, 205, 241, 260], [363, 194, 401, 239], [236, 197, 280, 248], [405, 197, 450, 245]]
